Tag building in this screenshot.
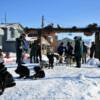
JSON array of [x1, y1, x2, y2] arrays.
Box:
[[0, 23, 51, 55], [0, 23, 24, 52], [0, 28, 4, 49]]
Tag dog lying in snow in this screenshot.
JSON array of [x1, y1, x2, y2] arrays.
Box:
[[0, 62, 16, 95], [32, 66, 45, 79], [15, 64, 30, 78]]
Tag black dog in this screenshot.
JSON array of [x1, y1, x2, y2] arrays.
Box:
[[15, 64, 30, 78], [32, 66, 45, 79], [0, 63, 16, 95]]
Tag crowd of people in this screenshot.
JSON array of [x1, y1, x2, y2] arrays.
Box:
[[57, 36, 96, 68], [0, 33, 96, 69], [15, 33, 96, 68], [16, 33, 41, 65]]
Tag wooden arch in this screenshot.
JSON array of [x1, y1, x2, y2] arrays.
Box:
[[25, 27, 100, 60]]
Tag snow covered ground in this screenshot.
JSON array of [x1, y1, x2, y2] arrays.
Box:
[[0, 55, 100, 100]]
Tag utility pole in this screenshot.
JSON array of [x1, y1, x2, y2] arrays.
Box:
[[4, 12, 7, 24], [41, 15, 44, 28]]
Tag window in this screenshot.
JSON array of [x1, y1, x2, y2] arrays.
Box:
[[10, 28, 15, 38], [7, 27, 15, 41], [7, 27, 20, 41], [6, 25, 23, 41]]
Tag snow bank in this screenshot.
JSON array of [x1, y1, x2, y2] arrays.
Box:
[[0, 64, 100, 100], [86, 58, 100, 67]]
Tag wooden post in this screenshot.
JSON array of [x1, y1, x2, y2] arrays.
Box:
[[38, 30, 42, 62], [95, 32, 100, 60]]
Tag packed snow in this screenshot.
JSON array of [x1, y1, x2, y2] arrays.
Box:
[[0, 55, 100, 100]]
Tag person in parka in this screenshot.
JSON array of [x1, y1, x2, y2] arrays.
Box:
[[90, 42, 95, 58], [74, 36, 83, 68], [30, 40, 38, 63], [47, 47, 54, 69], [82, 41, 88, 63], [57, 42, 65, 63], [16, 33, 28, 65], [30, 40, 41, 63]]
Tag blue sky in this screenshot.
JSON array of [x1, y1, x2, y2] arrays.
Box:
[[0, 0, 99, 40]]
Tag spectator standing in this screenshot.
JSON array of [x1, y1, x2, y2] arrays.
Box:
[[30, 40, 41, 63], [82, 42, 88, 63], [30, 40, 38, 63], [74, 37, 83, 68], [90, 42, 95, 58], [57, 42, 65, 63], [16, 33, 28, 65], [47, 47, 54, 68], [65, 42, 73, 65]]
